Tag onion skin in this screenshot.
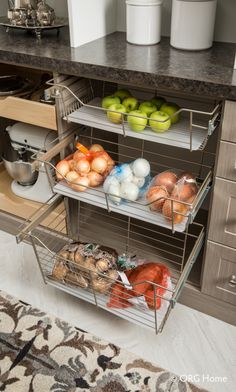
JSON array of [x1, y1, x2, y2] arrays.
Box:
[[103, 164, 114, 178], [66, 171, 80, 183], [68, 159, 77, 171], [146, 186, 169, 212], [56, 160, 70, 180], [91, 156, 108, 174], [75, 158, 91, 175], [71, 176, 89, 192], [171, 183, 198, 202], [90, 144, 104, 153], [73, 150, 86, 161], [178, 171, 196, 181], [100, 151, 115, 167], [87, 171, 104, 187], [162, 200, 188, 224], [153, 171, 177, 193]]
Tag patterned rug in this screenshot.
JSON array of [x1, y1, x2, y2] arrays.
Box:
[[0, 290, 208, 392]]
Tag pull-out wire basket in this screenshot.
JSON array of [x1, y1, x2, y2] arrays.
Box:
[[47, 76, 221, 152], [17, 195, 205, 334], [33, 128, 213, 234]]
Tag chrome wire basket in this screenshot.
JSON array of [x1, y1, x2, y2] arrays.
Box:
[[17, 195, 205, 334]]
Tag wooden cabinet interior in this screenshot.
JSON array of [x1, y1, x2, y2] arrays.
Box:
[[0, 64, 57, 130]]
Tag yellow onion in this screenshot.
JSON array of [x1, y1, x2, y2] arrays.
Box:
[[71, 176, 89, 192], [100, 151, 115, 167], [87, 171, 104, 187], [162, 200, 188, 224], [171, 183, 198, 202], [91, 156, 108, 174], [90, 144, 104, 153], [73, 150, 86, 161], [56, 160, 70, 180], [66, 171, 80, 183], [75, 158, 91, 175], [146, 186, 169, 212], [68, 159, 77, 171], [153, 171, 177, 193]]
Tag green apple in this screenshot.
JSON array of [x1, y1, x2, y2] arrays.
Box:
[[139, 101, 157, 118], [102, 95, 120, 109], [160, 102, 180, 124], [149, 111, 171, 133], [151, 96, 166, 110], [128, 110, 147, 132], [114, 89, 132, 101], [107, 103, 126, 124], [122, 97, 139, 113]]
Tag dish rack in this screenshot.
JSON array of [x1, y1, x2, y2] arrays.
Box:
[[47, 77, 221, 152], [17, 195, 205, 334]]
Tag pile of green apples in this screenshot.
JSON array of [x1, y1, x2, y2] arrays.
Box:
[[101, 89, 180, 133]]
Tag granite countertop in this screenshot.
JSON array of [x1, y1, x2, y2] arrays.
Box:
[[0, 26, 235, 99]]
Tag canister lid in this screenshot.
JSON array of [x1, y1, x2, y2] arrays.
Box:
[[174, 0, 216, 2], [126, 0, 163, 6]]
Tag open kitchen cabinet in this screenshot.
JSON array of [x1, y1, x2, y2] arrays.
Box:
[[0, 65, 77, 221], [16, 75, 223, 333]]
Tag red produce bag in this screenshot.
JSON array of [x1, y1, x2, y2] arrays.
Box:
[[107, 263, 170, 310]]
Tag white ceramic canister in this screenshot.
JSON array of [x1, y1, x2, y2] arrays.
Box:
[[170, 0, 217, 50], [126, 0, 163, 45]]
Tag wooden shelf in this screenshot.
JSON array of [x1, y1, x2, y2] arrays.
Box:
[[0, 164, 42, 220], [0, 95, 57, 130]]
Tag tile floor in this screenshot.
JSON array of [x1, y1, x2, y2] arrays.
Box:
[[0, 230, 235, 392]]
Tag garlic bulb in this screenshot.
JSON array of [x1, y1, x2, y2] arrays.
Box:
[[132, 176, 145, 188], [132, 158, 150, 178], [117, 163, 133, 182], [108, 183, 121, 205], [120, 182, 139, 202], [103, 176, 119, 193]]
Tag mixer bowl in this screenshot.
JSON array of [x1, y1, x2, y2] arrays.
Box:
[[2, 154, 38, 186]]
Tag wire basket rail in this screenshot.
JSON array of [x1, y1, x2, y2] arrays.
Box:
[[47, 77, 221, 152], [17, 195, 205, 334]]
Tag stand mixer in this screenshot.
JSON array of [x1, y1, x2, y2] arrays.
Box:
[[2, 122, 56, 203]]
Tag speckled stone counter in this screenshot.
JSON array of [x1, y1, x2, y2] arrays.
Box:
[[0, 27, 235, 99]]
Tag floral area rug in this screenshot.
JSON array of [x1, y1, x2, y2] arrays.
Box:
[[0, 290, 208, 392]]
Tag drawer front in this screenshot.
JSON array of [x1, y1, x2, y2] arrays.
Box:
[[221, 100, 236, 143], [216, 141, 236, 182], [0, 96, 57, 130], [208, 178, 236, 248], [202, 241, 236, 305]]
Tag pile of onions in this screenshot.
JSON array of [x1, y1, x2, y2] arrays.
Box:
[[55, 144, 114, 192], [146, 170, 198, 224]]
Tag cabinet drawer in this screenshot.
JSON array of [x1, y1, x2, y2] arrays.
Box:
[[0, 96, 57, 130], [221, 100, 236, 143], [202, 241, 236, 305], [216, 141, 236, 182], [208, 178, 236, 248]]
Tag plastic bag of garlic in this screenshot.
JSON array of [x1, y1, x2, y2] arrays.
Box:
[[103, 158, 151, 206]]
